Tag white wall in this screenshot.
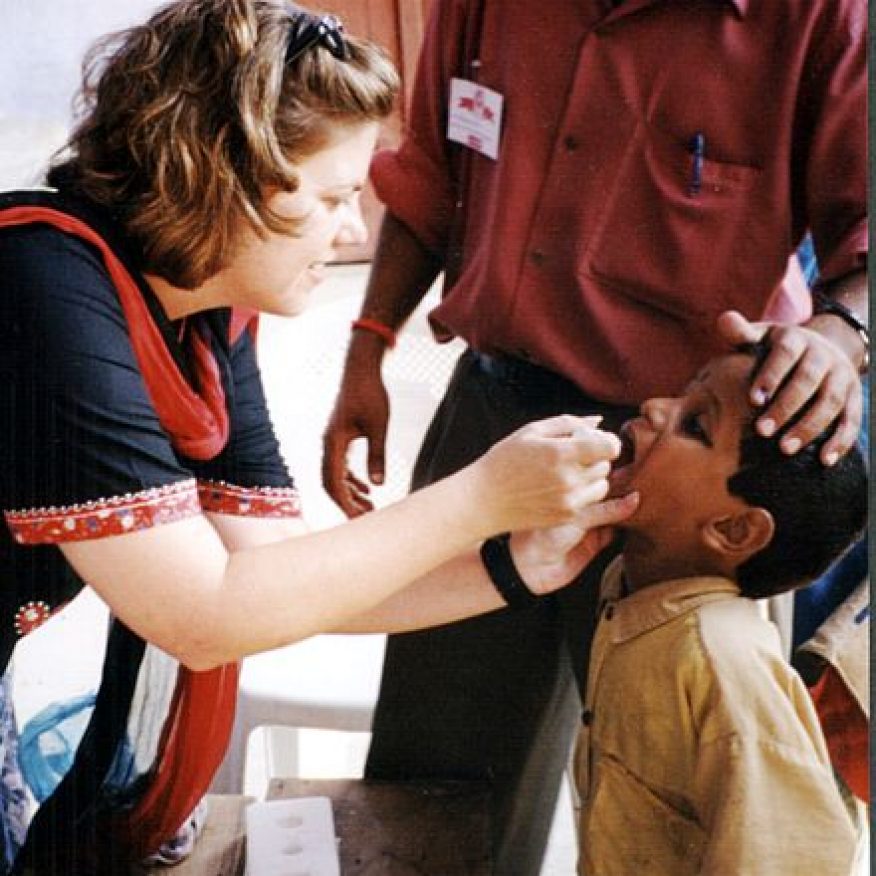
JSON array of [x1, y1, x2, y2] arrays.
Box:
[[2, 1, 166, 126], [0, 1, 166, 186]]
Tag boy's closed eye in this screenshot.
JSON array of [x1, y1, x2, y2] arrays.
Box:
[[680, 410, 712, 446]]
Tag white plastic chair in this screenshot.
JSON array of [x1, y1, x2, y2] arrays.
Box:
[[211, 633, 386, 794], [210, 280, 457, 797]]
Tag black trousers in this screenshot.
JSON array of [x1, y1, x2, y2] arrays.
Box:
[[366, 350, 636, 875]]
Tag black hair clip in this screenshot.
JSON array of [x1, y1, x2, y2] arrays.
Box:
[[285, 9, 349, 64]]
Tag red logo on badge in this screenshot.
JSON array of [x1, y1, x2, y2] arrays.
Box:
[[458, 89, 494, 124]]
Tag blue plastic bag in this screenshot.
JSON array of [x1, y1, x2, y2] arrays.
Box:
[[18, 692, 96, 803]]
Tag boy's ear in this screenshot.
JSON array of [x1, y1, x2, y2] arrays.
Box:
[[702, 508, 775, 561]]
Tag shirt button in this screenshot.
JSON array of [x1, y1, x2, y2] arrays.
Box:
[[530, 249, 546, 265], [563, 135, 580, 151], [581, 709, 594, 726]]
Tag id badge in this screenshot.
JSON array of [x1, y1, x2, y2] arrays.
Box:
[[447, 78, 504, 160]]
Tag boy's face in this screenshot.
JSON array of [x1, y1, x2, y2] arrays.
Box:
[[609, 353, 757, 552]]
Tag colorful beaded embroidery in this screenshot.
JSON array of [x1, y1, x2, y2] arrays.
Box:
[[14, 600, 52, 637], [5, 480, 200, 545], [198, 481, 301, 518]]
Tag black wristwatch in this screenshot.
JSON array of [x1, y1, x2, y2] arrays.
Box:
[[812, 292, 870, 372]]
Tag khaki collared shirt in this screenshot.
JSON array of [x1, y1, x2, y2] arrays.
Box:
[[574, 559, 858, 875]]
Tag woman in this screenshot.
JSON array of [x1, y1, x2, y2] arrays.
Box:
[[0, 1, 636, 871]]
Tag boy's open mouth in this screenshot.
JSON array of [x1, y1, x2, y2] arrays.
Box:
[[614, 422, 636, 469], [608, 422, 637, 497]]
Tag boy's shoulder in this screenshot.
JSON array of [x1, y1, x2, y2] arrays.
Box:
[[688, 595, 835, 764], [690, 595, 815, 724], [694, 595, 783, 667]]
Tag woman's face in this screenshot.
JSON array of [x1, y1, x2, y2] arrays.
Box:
[[221, 121, 379, 316]]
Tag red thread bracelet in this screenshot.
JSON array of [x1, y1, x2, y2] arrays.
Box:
[[352, 318, 397, 348]]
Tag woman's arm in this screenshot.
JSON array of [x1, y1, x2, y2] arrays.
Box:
[[60, 416, 626, 669], [334, 507, 632, 634], [204, 490, 634, 636]]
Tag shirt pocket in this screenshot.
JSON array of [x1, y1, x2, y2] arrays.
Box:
[[581, 754, 706, 876], [581, 119, 773, 323]]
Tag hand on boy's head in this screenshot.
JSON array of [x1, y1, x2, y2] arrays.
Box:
[[716, 310, 862, 466]]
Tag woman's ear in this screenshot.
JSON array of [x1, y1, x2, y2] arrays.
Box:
[[702, 508, 775, 561]]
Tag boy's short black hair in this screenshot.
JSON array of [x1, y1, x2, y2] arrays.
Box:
[[727, 340, 867, 599]]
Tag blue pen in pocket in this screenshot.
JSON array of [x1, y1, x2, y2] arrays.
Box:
[[688, 132, 705, 196]]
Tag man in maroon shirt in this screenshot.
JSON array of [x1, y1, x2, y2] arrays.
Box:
[[322, 2, 868, 872]]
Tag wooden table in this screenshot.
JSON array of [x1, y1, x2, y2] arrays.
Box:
[[269, 778, 492, 875], [141, 779, 492, 875]]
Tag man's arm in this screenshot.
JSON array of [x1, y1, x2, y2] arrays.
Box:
[[719, 2, 867, 464], [322, 212, 443, 515], [354, 212, 445, 333], [322, 0, 472, 515]]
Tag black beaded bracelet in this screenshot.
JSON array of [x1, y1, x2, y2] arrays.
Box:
[[813, 292, 869, 371], [480, 533, 541, 609]]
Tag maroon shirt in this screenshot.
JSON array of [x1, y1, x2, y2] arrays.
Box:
[[372, 0, 867, 403]]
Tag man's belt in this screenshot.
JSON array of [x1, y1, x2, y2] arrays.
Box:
[[470, 350, 637, 428]]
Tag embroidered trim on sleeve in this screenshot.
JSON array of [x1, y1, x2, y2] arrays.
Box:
[[14, 600, 54, 637], [4, 479, 201, 545], [197, 480, 302, 518]]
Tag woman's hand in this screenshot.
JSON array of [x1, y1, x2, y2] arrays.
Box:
[[457, 415, 627, 539], [509, 493, 639, 594], [717, 309, 863, 465]]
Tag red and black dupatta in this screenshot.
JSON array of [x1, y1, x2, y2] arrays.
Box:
[[0, 201, 245, 868]]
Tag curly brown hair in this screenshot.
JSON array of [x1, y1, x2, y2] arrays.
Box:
[[47, 0, 399, 288]]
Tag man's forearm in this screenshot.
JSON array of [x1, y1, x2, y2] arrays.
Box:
[[358, 211, 444, 331], [344, 211, 444, 370]]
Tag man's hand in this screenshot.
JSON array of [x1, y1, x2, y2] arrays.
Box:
[[321, 213, 443, 517], [717, 310, 863, 465], [322, 354, 390, 517]]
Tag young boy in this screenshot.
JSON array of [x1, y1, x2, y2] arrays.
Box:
[[573, 342, 867, 876]]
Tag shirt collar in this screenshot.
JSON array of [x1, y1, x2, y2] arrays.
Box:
[[600, 557, 741, 644]]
